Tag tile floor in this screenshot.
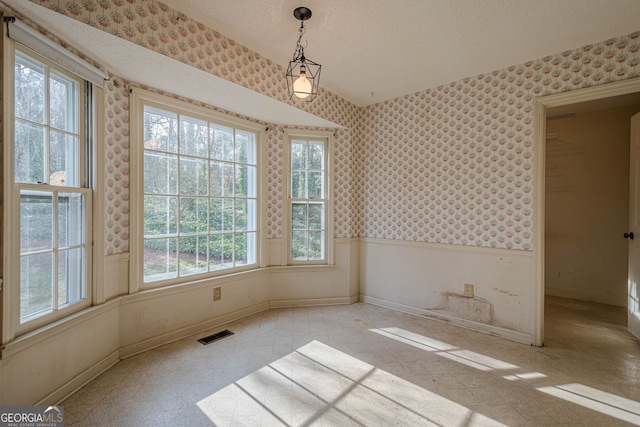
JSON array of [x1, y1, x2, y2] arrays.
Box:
[[62, 297, 640, 426]]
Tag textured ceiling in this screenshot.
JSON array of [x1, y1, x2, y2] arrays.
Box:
[[161, 0, 640, 106]]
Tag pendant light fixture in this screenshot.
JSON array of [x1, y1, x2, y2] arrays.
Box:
[[286, 7, 321, 101]]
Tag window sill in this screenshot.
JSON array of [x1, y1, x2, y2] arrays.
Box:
[[124, 267, 267, 305], [269, 264, 336, 274]]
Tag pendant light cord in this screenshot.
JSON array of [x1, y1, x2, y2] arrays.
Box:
[[292, 21, 307, 61]]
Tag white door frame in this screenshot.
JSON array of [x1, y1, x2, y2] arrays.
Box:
[[533, 78, 640, 346]]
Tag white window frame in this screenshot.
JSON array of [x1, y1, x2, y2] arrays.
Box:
[[284, 129, 334, 265], [129, 89, 266, 291], [2, 28, 103, 341]]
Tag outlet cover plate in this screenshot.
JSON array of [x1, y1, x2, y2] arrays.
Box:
[[464, 284, 474, 298]]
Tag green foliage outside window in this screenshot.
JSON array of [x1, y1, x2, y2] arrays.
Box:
[[290, 139, 325, 261], [142, 106, 257, 282], [15, 48, 87, 324]]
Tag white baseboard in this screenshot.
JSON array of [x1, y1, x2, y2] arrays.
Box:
[[37, 350, 120, 406], [360, 294, 533, 345], [119, 301, 270, 358], [120, 295, 361, 357], [270, 294, 359, 309]]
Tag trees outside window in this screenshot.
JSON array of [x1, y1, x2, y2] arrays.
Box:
[[286, 132, 331, 264], [14, 48, 91, 326], [142, 105, 258, 283]]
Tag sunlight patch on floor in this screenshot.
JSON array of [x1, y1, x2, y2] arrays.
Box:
[[370, 327, 519, 372], [538, 383, 640, 426], [197, 340, 509, 426], [503, 372, 547, 381]]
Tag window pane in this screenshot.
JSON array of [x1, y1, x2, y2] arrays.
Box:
[[144, 107, 178, 153], [291, 142, 306, 169], [309, 231, 323, 260], [235, 165, 256, 198], [210, 125, 234, 161], [221, 198, 234, 232], [210, 162, 234, 197], [58, 192, 84, 248], [144, 152, 178, 194], [144, 196, 178, 236], [246, 232, 256, 265], [308, 171, 323, 199], [235, 233, 248, 266], [14, 48, 90, 325], [21, 191, 53, 253], [144, 238, 178, 281], [142, 103, 259, 282], [15, 120, 46, 184], [210, 234, 233, 270], [235, 199, 248, 232], [308, 143, 324, 170], [50, 131, 79, 187], [58, 248, 84, 306], [180, 157, 208, 196], [308, 203, 324, 230], [20, 252, 53, 321], [15, 52, 45, 123], [50, 71, 78, 133], [292, 203, 307, 230], [209, 198, 234, 233], [235, 130, 256, 164], [235, 199, 256, 232], [179, 236, 208, 276], [180, 197, 208, 234], [245, 199, 257, 232], [234, 232, 257, 267], [180, 116, 208, 157], [289, 137, 327, 263], [291, 171, 306, 199], [291, 231, 308, 260]]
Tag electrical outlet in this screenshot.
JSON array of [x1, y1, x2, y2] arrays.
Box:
[[213, 287, 222, 301], [464, 284, 474, 298]]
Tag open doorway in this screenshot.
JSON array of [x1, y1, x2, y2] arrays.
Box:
[[544, 96, 640, 347], [533, 78, 640, 346]]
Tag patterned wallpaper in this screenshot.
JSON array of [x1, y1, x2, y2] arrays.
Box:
[[265, 125, 285, 239], [14, 1, 640, 254], [362, 31, 640, 251], [104, 79, 131, 253], [22, 0, 361, 253], [24, 0, 360, 125], [265, 125, 359, 239]]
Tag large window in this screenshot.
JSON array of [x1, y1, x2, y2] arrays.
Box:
[[138, 100, 259, 285], [286, 131, 332, 264], [12, 47, 92, 328]]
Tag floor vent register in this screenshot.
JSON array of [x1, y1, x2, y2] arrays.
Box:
[[198, 329, 234, 345]]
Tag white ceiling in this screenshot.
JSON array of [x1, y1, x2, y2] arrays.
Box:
[[161, 0, 640, 106], [3, 0, 640, 124]]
